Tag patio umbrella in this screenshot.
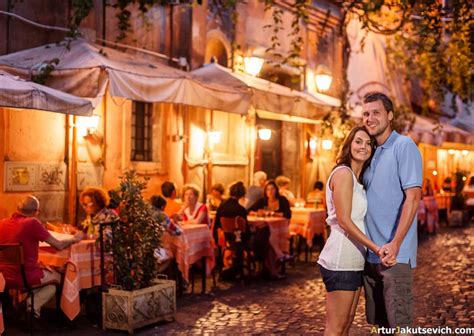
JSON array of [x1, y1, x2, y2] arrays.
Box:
[[0, 71, 93, 116], [0, 39, 250, 114]]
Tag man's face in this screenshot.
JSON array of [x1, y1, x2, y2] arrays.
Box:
[[362, 100, 393, 138]]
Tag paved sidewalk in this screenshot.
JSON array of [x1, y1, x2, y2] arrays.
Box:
[[150, 224, 473, 335], [3, 224, 473, 335]]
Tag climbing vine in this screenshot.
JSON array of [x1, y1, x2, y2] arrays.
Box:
[[68, 0, 472, 120]]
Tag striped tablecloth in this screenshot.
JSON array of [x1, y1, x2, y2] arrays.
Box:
[[162, 224, 215, 283], [289, 208, 327, 247], [247, 216, 290, 255], [39, 239, 100, 320]]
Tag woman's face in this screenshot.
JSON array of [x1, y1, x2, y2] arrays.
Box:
[[184, 189, 197, 206], [82, 195, 100, 216], [211, 189, 222, 200], [350, 130, 372, 163], [265, 184, 277, 199]]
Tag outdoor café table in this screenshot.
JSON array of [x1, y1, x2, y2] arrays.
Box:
[[39, 232, 101, 320], [290, 207, 327, 246], [435, 192, 453, 212], [162, 223, 215, 294], [247, 216, 290, 256]]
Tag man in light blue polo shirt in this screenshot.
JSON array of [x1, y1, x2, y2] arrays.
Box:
[[362, 92, 422, 330]]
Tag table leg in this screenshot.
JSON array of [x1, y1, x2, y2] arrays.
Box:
[[201, 256, 206, 294]]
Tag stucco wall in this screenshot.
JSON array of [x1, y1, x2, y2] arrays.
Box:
[[0, 107, 66, 219]]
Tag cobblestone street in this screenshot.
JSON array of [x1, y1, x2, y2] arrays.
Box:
[[149, 223, 473, 335], [5, 223, 473, 335]]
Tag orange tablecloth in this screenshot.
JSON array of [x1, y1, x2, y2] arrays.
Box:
[[435, 192, 453, 211], [162, 224, 215, 283], [289, 208, 327, 247], [248, 216, 290, 255], [39, 239, 101, 320], [0, 272, 4, 333]]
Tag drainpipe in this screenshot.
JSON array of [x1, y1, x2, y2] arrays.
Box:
[[6, 0, 11, 53], [102, 0, 106, 43], [169, 3, 174, 66]]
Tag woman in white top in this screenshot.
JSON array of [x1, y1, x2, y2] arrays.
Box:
[[317, 126, 395, 336]]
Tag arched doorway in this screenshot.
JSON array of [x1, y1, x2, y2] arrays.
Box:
[[204, 30, 231, 67]]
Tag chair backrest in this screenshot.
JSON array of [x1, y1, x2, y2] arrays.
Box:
[[0, 243, 30, 289], [220, 216, 246, 234], [0, 244, 24, 265]]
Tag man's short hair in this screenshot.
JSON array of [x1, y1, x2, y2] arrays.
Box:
[[314, 181, 324, 190], [253, 171, 267, 186], [161, 181, 176, 198], [363, 92, 394, 114], [151, 195, 167, 210], [17, 195, 40, 216]]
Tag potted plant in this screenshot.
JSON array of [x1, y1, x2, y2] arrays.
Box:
[[102, 171, 176, 334]]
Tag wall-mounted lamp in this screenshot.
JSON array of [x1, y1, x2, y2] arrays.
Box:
[[461, 150, 469, 156], [307, 137, 317, 159], [322, 139, 333, 150], [77, 115, 100, 138], [258, 127, 272, 141], [244, 56, 264, 77], [315, 65, 332, 92], [432, 170, 438, 176], [208, 129, 222, 145], [448, 149, 456, 155]]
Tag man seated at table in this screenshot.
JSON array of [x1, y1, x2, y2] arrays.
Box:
[[306, 181, 326, 210], [161, 181, 182, 217], [0, 195, 83, 319], [245, 171, 267, 210]]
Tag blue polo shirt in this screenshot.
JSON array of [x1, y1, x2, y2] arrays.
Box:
[[363, 131, 422, 268]]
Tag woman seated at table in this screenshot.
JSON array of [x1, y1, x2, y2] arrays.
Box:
[[248, 180, 293, 264], [213, 181, 250, 278], [248, 180, 292, 219], [175, 184, 210, 226], [80, 187, 120, 236], [213, 181, 248, 245], [207, 183, 226, 211]]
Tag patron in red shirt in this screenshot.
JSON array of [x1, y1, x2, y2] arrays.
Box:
[[0, 195, 83, 318]]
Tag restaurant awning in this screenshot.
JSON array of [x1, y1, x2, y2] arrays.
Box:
[[0, 71, 93, 116], [0, 39, 250, 114], [409, 115, 473, 145], [191, 63, 336, 121]]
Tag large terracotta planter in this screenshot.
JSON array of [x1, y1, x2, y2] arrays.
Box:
[[102, 279, 176, 334]]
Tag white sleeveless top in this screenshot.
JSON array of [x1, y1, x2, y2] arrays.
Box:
[[317, 165, 368, 271]]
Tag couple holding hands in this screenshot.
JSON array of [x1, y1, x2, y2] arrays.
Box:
[[318, 92, 422, 336]]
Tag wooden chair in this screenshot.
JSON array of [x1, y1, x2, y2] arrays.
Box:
[[0, 243, 60, 335], [219, 216, 251, 281]]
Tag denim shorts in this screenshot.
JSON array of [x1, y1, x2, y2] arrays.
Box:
[[318, 264, 363, 292]]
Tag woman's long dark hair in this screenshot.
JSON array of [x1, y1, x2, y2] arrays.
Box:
[[263, 180, 280, 200], [334, 125, 376, 184]]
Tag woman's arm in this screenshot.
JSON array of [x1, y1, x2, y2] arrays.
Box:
[[247, 198, 264, 215], [332, 169, 380, 254], [277, 197, 292, 219]]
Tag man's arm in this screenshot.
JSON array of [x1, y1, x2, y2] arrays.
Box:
[[381, 187, 421, 259], [44, 231, 83, 251]]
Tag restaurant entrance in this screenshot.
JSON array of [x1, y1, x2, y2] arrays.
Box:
[[255, 118, 282, 179]]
